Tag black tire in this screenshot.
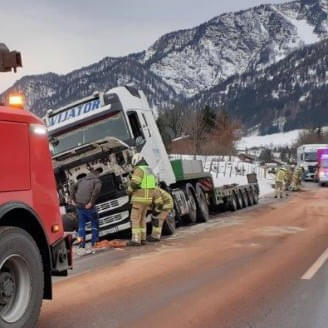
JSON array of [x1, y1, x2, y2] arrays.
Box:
[[183, 184, 197, 224], [253, 190, 259, 204], [0, 227, 44, 328], [243, 191, 250, 207], [248, 190, 255, 206], [195, 184, 209, 223], [230, 193, 238, 212], [236, 191, 243, 210], [239, 191, 247, 208], [162, 210, 176, 235]]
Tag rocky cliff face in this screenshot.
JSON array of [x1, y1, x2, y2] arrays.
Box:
[[2, 0, 328, 133]]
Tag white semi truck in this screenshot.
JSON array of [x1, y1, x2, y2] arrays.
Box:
[[44, 86, 259, 238], [297, 144, 328, 181]]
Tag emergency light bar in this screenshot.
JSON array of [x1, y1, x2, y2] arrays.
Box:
[[8, 94, 24, 109]]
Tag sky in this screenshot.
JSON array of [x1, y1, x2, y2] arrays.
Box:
[[1, 0, 286, 93]]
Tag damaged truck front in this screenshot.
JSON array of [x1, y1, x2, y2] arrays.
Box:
[[45, 91, 137, 239]]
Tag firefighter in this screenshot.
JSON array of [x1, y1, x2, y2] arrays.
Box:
[[285, 166, 294, 195], [291, 166, 303, 191], [127, 153, 163, 246], [275, 167, 288, 199], [148, 183, 174, 242]]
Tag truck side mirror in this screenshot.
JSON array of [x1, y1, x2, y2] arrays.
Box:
[[0, 43, 22, 72]]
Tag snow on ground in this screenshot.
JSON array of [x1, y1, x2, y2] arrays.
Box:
[[238, 129, 303, 149], [170, 154, 274, 198]]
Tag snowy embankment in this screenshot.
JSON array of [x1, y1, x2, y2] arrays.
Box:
[[238, 130, 302, 149], [170, 155, 274, 198]]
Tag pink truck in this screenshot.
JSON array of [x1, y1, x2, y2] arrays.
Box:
[[316, 148, 328, 186]]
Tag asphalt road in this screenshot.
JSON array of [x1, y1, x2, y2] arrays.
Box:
[[38, 184, 328, 328]]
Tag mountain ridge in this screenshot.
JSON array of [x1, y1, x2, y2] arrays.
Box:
[[2, 0, 328, 133]]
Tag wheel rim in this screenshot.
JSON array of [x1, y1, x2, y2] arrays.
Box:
[[0, 255, 31, 323]]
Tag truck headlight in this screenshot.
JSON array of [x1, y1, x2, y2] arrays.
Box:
[[30, 123, 47, 136]]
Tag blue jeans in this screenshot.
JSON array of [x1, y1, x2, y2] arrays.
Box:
[[77, 207, 99, 247]]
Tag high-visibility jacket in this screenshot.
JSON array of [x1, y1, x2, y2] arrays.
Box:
[[286, 169, 293, 184], [128, 165, 162, 206], [158, 188, 174, 211], [293, 167, 303, 181], [276, 168, 287, 183]]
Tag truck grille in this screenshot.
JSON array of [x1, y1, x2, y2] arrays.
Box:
[[95, 196, 129, 214], [308, 166, 316, 173], [86, 210, 129, 230]]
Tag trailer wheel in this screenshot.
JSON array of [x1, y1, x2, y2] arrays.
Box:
[[253, 190, 259, 204], [236, 191, 243, 210], [162, 210, 176, 235], [0, 227, 44, 328], [230, 193, 238, 212], [183, 184, 197, 224], [243, 191, 250, 207], [248, 190, 254, 206], [195, 184, 209, 222]]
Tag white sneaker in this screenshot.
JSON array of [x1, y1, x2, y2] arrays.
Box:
[[85, 246, 95, 255], [76, 248, 86, 256]]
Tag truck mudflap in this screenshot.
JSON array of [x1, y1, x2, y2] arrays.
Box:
[[51, 234, 73, 277]]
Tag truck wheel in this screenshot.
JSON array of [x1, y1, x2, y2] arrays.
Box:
[[236, 191, 243, 210], [239, 191, 246, 208], [195, 184, 209, 222], [0, 227, 44, 328], [248, 190, 254, 206], [243, 191, 250, 207], [183, 184, 197, 224], [253, 190, 259, 204], [162, 210, 176, 235], [230, 193, 238, 212]]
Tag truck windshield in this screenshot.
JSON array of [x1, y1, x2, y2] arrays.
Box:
[[304, 152, 317, 162], [51, 112, 130, 155]]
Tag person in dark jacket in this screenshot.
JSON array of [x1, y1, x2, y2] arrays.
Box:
[[70, 169, 102, 251]]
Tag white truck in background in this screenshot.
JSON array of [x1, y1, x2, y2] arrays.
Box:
[[297, 144, 328, 181], [44, 86, 259, 239]]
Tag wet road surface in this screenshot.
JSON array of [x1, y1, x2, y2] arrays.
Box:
[[38, 185, 328, 328]]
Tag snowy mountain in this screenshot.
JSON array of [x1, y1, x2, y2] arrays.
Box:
[[189, 37, 328, 134], [1, 0, 328, 131], [139, 0, 328, 97], [3, 57, 178, 118]]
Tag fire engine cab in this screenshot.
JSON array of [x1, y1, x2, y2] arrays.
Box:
[[0, 44, 72, 328]]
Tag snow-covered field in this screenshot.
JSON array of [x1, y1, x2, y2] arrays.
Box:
[[170, 154, 274, 198], [238, 129, 302, 149]]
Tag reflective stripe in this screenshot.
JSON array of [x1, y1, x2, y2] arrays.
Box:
[[132, 176, 142, 183]]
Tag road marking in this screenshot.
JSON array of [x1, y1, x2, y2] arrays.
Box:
[[302, 248, 328, 280]]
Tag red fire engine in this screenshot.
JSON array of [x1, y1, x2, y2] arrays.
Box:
[[0, 44, 72, 327]]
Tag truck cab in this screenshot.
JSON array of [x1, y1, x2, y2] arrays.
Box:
[[297, 144, 328, 181], [0, 100, 72, 327], [45, 86, 176, 239]]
